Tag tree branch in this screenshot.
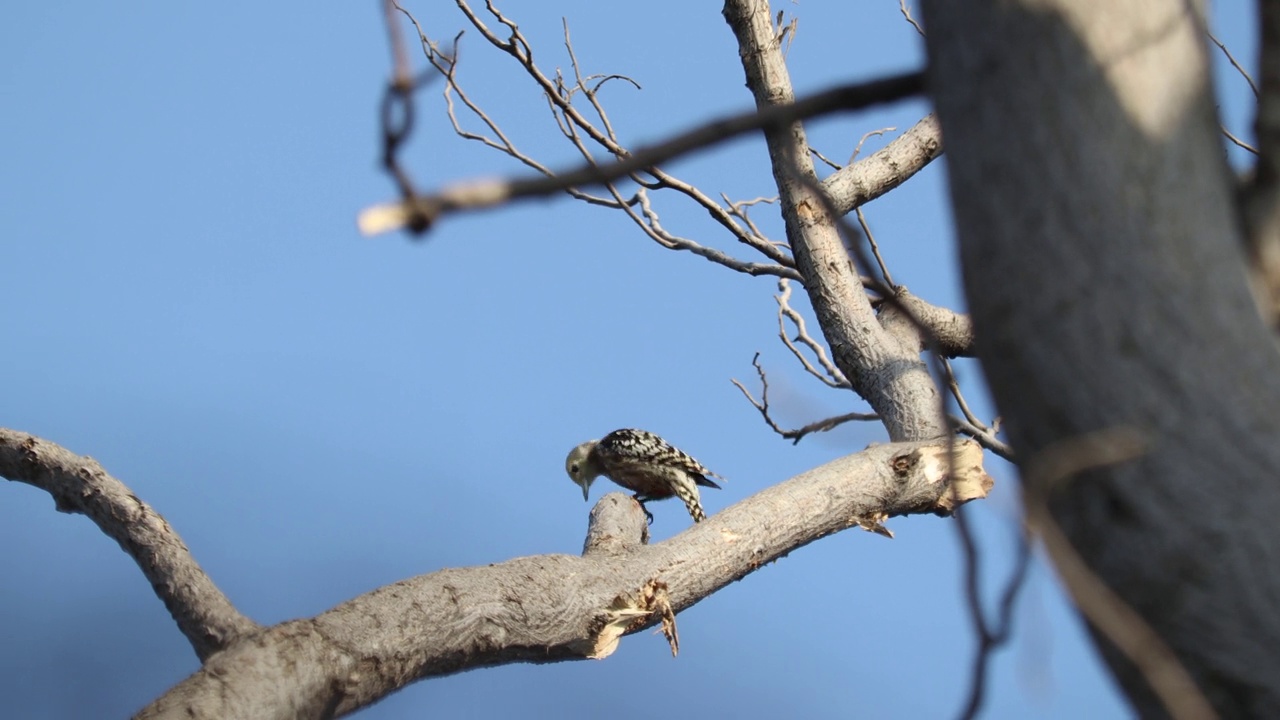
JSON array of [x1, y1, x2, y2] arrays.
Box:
[[0, 429, 258, 661], [731, 351, 878, 444], [357, 71, 924, 235], [878, 288, 975, 358], [137, 438, 990, 717], [723, 0, 946, 441], [924, 0, 1280, 713], [1242, 0, 1280, 325], [821, 113, 943, 216]]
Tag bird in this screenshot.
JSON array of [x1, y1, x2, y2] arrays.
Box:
[[565, 428, 723, 523]]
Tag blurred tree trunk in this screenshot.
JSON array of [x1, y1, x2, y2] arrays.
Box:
[[923, 0, 1280, 716]]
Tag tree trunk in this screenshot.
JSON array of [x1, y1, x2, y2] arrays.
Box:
[[922, 0, 1280, 716]]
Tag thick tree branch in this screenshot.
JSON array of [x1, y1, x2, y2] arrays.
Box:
[[1242, 1, 1280, 325], [0, 429, 258, 661], [821, 113, 943, 216], [879, 288, 974, 357], [924, 0, 1280, 714], [138, 439, 990, 718], [723, 0, 946, 441]]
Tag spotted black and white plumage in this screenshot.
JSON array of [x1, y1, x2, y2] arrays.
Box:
[[565, 428, 723, 523]]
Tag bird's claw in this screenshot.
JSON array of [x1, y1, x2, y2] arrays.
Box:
[[632, 495, 655, 525]]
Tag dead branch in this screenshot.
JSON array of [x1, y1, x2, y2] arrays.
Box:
[[899, 0, 926, 37], [949, 415, 1014, 462], [0, 429, 259, 661], [1223, 127, 1258, 155], [724, 0, 945, 441], [855, 207, 896, 287], [384, 2, 804, 277], [953, 512, 1030, 720], [775, 278, 851, 388], [731, 352, 877, 444], [357, 70, 924, 234], [1207, 30, 1258, 98], [119, 436, 989, 718], [883, 288, 975, 357], [821, 113, 942, 216]]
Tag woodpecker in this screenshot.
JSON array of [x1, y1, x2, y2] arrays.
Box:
[[565, 428, 723, 523]]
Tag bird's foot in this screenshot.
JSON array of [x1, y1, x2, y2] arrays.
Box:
[[632, 495, 655, 525]]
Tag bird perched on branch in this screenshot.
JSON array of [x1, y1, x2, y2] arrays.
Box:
[[565, 428, 723, 523]]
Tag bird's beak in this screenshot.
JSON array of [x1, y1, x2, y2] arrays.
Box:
[[578, 480, 590, 501]]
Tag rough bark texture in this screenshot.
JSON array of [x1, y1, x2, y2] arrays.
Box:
[[724, 0, 946, 441], [1243, 1, 1280, 323], [81, 436, 985, 718], [822, 113, 942, 216], [0, 429, 258, 660], [922, 0, 1280, 716]]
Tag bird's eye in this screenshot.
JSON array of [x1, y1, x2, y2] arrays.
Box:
[[570, 464, 579, 473]]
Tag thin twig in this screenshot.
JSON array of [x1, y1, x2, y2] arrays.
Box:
[[950, 415, 1014, 462], [776, 278, 851, 388], [1223, 126, 1259, 155], [899, 0, 926, 37], [731, 353, 877, 444], [952, 509, 1031, 720], [381, 1, 800, 271], [941, 359, 988, 431], [358, 70, 925, 234], [1206, 30, 1258, 98], [851, 126, 896, 163], [855, 208, 895, 288]]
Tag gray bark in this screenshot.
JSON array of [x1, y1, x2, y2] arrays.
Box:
[[723, 0, 946, 441], [0, 427, 987, 719], [0, 429, 258, 660], [922, 0, 1280, 715], [822, 113, 943, 216]]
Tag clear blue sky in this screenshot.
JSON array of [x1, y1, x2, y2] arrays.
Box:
[[0, 3, 1256, 718]]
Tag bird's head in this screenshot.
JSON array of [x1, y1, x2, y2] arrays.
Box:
[[565, 440, 599, 501]]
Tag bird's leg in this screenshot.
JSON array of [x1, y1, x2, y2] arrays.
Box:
[[631, 493, 655, 524]]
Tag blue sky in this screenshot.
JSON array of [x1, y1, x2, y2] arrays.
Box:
[[0, 2, 1257, 718]]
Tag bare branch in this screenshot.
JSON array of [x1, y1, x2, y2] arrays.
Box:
[[721, 194, 782, 251], [139, 439, 992, 717], [949, 415, 1014, 461], [1206, 30, 1258, 98], [886, 288, 975, 357], [731, 352, 877, 444], [899, 0, 926, 37], [775, 278, 852, 388], [725, 0, 944, 441], [855, 208, 895, 287], [953, 513, 1031, 720], [626, 190, 801, 279], [0, 429, 259, 661], [1223, 126, 1258, 155], [853, 126, 896, 163], [382, 2, 803, 274], [821, 113, 942, 216], [357, 70, 924, 234]]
